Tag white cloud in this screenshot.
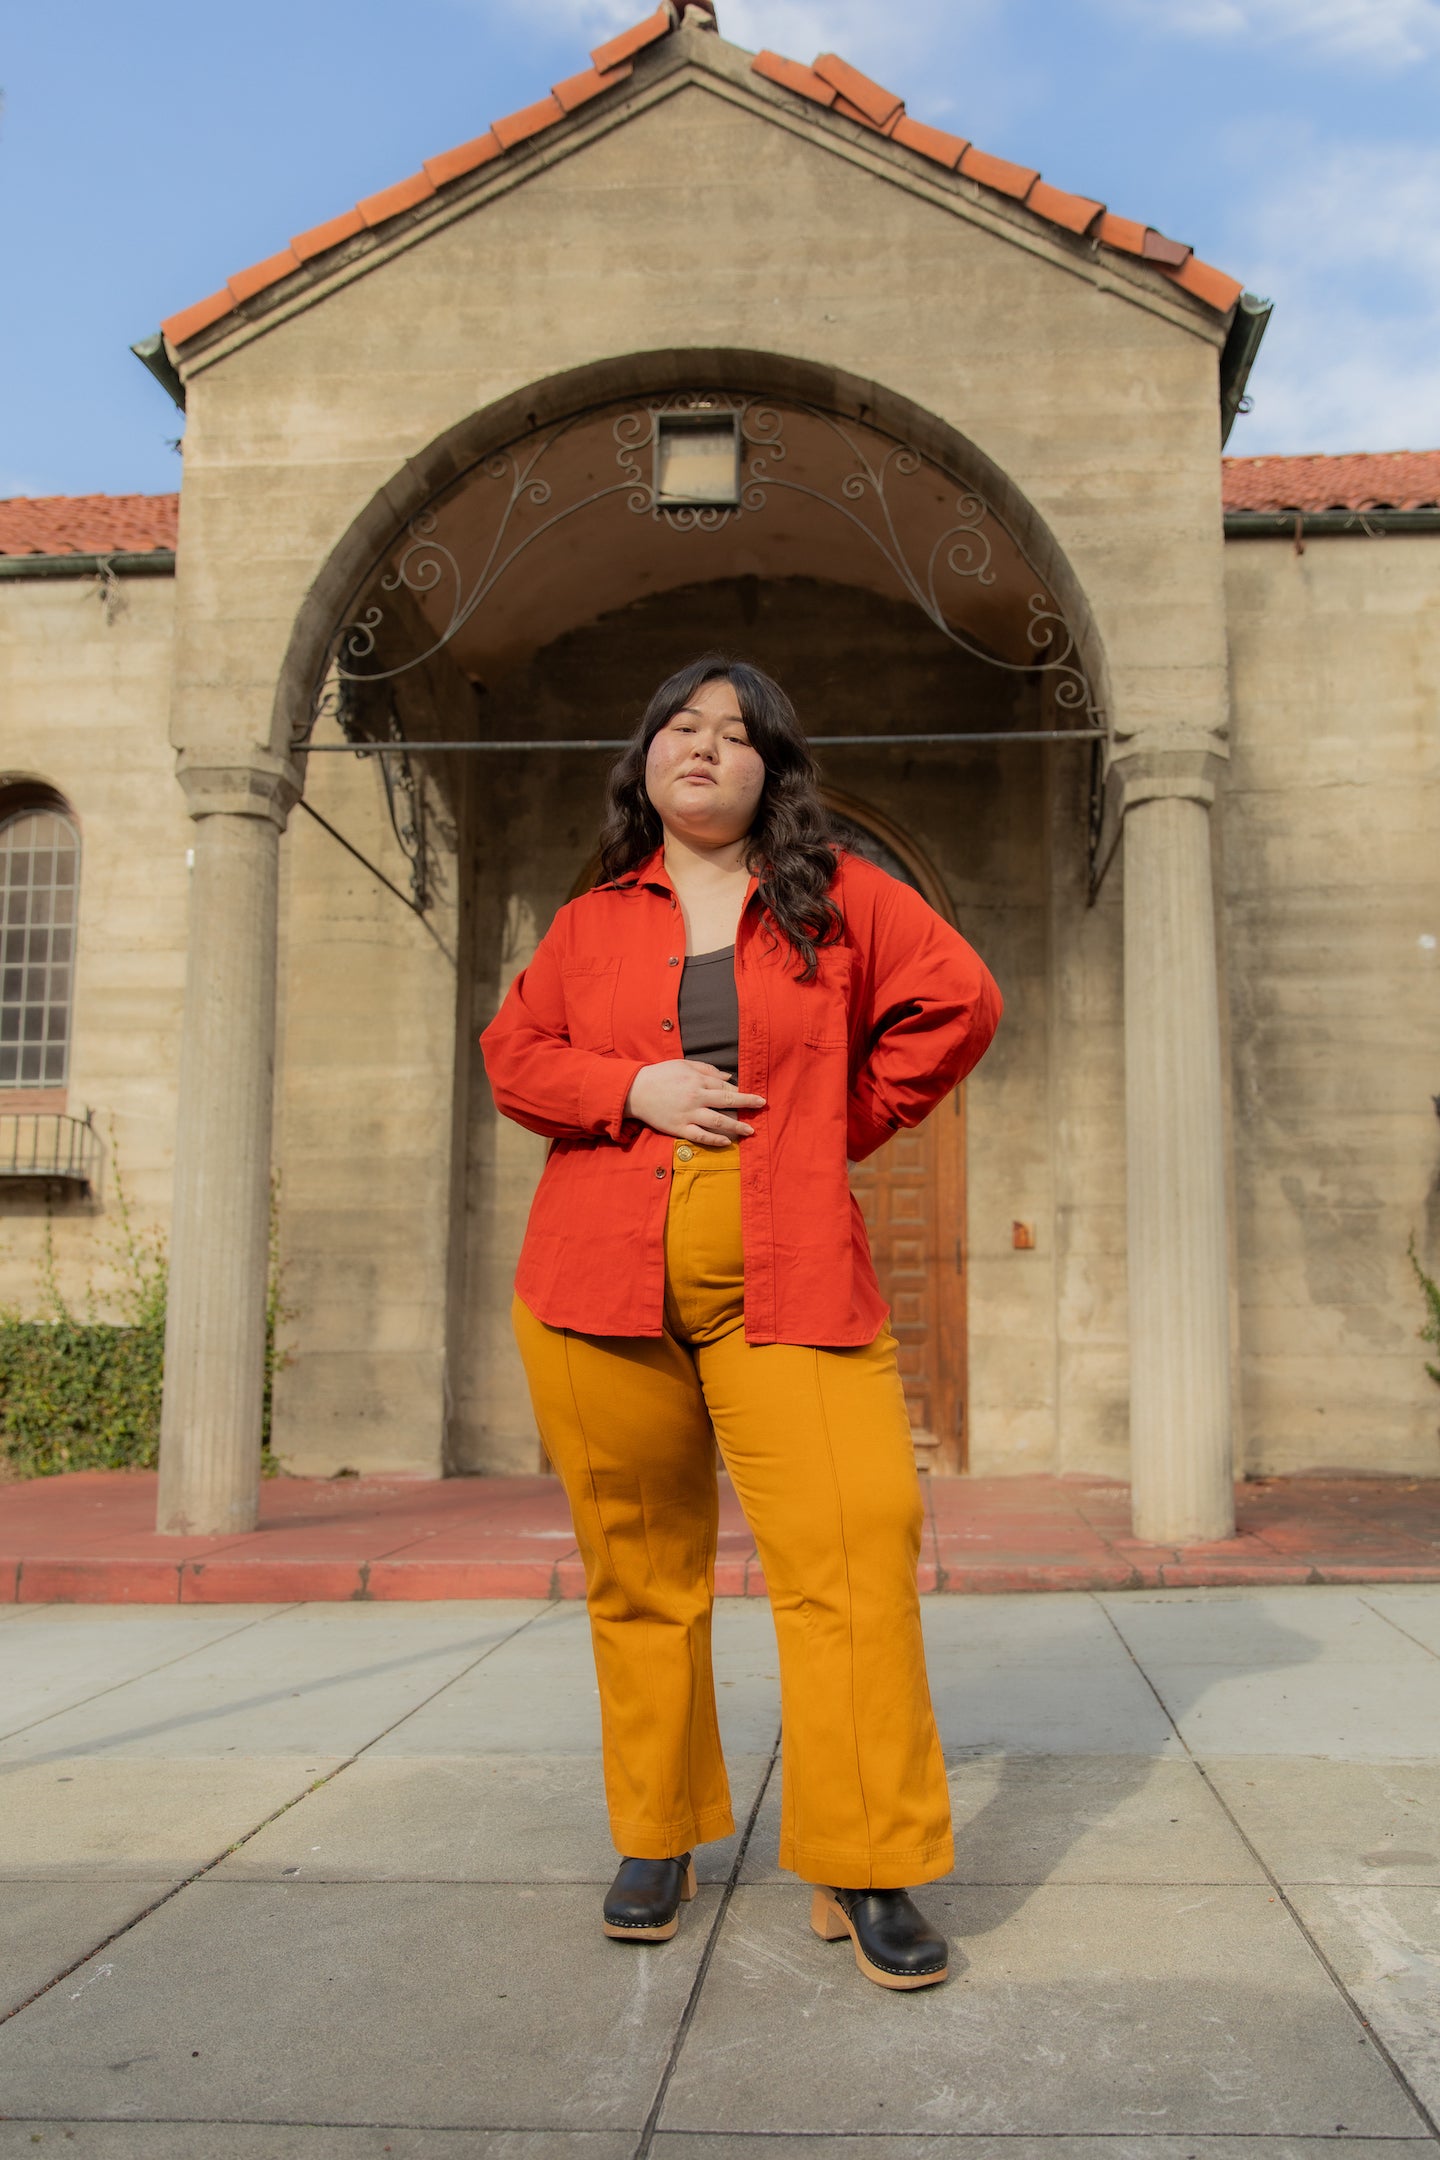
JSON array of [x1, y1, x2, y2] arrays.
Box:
[[1104, 0, 1440, 69], [1231, 143, 1440, 451], [509, 0, 985, 75]]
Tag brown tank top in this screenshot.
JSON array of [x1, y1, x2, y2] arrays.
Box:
[[677, 944, 740, 1077]]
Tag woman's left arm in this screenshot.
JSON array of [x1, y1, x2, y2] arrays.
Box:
[[846, 874, 1003, 1164]]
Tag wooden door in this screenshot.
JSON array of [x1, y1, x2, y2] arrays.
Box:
[[849, 1083, 967, 1473]]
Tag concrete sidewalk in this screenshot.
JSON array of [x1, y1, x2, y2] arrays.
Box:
[[6, 1469, 1440, 1601], [2, 1589, 1440, 2156]]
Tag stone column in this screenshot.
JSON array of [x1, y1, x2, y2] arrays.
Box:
[[1120, 748, 1235, 1545], [156, 754, 299, 1536]]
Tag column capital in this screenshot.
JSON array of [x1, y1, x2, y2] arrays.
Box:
[[1112, 742, 1228, 813], [176, 751, 301, 828]]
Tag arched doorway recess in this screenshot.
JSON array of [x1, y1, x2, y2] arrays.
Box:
[[287, 376, 1109, 916]]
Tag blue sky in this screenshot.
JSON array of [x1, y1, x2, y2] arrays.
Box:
[[2, 0, 1436, 498]]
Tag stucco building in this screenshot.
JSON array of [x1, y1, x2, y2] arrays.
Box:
[[1, 3, 1437, 1542]]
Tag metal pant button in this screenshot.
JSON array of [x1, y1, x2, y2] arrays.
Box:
[[676, 1144, 694, 1162]]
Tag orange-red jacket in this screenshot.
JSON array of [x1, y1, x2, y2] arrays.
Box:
[[479, 844, 1002, 1346]]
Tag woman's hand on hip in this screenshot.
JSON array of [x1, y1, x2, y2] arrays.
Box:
[[624, 1060, 765, 1147]]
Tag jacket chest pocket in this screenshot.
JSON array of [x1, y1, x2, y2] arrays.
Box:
[[801, 944, 855, 1051], [562, 957, 621, 1052]]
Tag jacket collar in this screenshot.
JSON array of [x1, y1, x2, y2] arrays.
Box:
[[624, 842, 761, 914], [628, 843, 673, 896]]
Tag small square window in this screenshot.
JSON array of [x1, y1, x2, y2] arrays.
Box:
[[654, 413, 742, 508]]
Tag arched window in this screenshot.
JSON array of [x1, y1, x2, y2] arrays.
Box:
[[0, 799, 80, 1093]]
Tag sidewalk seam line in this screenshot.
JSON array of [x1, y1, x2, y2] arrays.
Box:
[[632, 1722, 781, 2160], [0, 1602, 306, 1745], [1093, 1594, 1440, 2142], [1354, 1591, 1440, 1665], [0, 2119, 1435, 2139], [0, 1599, 558, 2032]]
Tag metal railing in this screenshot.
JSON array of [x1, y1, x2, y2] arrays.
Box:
[[0, 1112, 98, 1189]]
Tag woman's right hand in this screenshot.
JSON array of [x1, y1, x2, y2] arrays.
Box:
[[624, 1060, 765, 1148]]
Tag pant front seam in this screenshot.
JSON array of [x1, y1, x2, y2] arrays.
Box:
[[560, 1325, 676, 1843], [812, 1342, 875, 1869]]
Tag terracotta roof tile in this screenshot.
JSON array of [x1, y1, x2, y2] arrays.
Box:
[[1096, 211, 1148, 257], [1165, 254, 1243, 313], [227, 248, 301, 305], [292, 207, 366, 262], [1222, 450, 1440, 514], [158, 9, 1246, 351], [160, 287, 236, 347], [553, 60, 634, 114], [746, 39, 1227, 309], [161, 13, 660, 349], [358, 170, 436, 228], [590, 4, 673, 74], [0, 493, 179, 558], [491, 94, 566, 152], [812, 53, 904, 129], [15, 463, 1440, 564], [752, 49, 837, 105], [1142, 229, 1191, 269], [832, 92, 883, 131], [959, 144, 1039, 201], [890, 113, 968, 169], [1025, 179, 1104, 237], [422, 132, 503, 189]]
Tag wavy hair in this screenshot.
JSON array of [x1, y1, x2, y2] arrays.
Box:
[[595, 655, 841, 980]]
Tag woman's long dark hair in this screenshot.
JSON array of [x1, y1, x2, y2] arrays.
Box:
[[596, 655, 840, 980]]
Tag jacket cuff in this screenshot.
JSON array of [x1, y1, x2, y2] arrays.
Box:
[[846, 1091, 898, 1164], [579, 1056, 647, 1142]]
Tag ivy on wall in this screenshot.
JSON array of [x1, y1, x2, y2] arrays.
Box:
[[0, 1145, 290, 1478], [1409, 1234, 1440, 1393]]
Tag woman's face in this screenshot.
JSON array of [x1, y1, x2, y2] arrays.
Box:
[[644, 677, 766, 850]]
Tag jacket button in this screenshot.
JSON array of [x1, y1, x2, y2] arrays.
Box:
[[661, 1018, 674, 1031], [654, 1165, 667, 1179], [668, 956, 679, 966]]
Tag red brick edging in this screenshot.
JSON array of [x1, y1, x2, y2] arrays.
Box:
[[3, 1469, 1438, 1602]]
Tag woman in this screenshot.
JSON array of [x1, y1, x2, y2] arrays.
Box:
[[480, 655, 1002, 1992]]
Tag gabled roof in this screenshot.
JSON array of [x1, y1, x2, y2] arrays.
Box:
[[157, 2, 1244, 352], [1221, 451, 1440, 514], [0, 493, 179, 557]]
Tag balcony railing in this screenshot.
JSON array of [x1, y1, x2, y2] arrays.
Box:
[[0, 1112, 99, 1191]]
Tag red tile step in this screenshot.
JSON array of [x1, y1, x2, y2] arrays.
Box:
[[2, 1470, 1438, 1603]]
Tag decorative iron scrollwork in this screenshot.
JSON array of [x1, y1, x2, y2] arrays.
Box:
[[295, 393, 1104, 911], [300, 392, 1100, 742]]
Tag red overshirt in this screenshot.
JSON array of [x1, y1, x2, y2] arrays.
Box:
[[479, 844, 1002, 1346]]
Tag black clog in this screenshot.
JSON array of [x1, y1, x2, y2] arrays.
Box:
[[810, 1884, 949, 1989], [602, 1853, 698, 1941]]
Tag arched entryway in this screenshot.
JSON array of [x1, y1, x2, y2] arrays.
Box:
[[157, 340, 1240, 1547], [256, 357, 1108, 1486]]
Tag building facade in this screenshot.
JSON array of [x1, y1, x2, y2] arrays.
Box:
[[1, 4, 1437, 1538]]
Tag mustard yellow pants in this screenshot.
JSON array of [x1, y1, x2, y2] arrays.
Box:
[[512, 1137, 953, 1890]]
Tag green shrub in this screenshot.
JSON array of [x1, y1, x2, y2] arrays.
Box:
[[1409, 1233, 1440, 1390], [0, 1143, 290, 1478], [0, 1314, 165, 1476]]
